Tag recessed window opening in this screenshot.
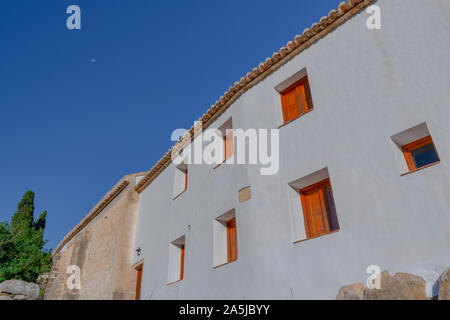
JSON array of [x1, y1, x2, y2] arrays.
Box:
[[173, 161, 188, 199], [391, 123, 441, 174], [168, 236, 185, 284], [213, 209, 238, 268], [216, 118, 234, 164], [276, 68, 314, 125]]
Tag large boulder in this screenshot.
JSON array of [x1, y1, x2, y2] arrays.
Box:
[[336, 283, 365, 300], [438, 268, 450, 300], [364, 271, 429, 300], [0, 280, 40, 300], [336, 270, 431, 300]]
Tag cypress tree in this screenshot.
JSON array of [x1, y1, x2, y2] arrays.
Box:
[[0, 191, 51, 283]]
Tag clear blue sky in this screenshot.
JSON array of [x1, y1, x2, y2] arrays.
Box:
[[0, 0, 340, 251]]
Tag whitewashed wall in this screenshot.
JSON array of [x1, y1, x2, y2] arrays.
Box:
[[132, 0, 450, 299]]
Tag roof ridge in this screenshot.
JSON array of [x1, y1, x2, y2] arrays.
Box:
[[135, 0, 375, 193]]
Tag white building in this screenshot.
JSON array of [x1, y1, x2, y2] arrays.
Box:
[[131, 0, 450, 299]]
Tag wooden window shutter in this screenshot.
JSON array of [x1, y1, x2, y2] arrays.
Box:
[[135, 267, 143, 300], [180, 244, 185, 281], [227, 218, 238, 263], [300, 179, 338, 239], [280, 77, 313, 124], [302, 188, 330, 237], [282, 88, 301, 122]]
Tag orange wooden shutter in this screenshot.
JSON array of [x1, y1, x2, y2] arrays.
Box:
[[301, 180, 332, 238], [180, 244, 185, 281], [184, 169, 188, 190], [282, 87, 301, 122], [303, 189, 329, 237], [135, 267, 143, 300], [280, 77, 313, 124], [227, 218, 238, 263], [224, 130, 234, 160]]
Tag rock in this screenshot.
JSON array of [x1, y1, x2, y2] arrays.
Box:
[[13, 295, 27, 300], [364, 271, 429, 300], [337, 270, 432, 300], [336, 283, 365, 300], [438, 268, 450, 300], [0, 295, 13, 300], [0, 280, 40, 300]]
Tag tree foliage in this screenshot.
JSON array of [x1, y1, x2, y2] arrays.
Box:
[[0, 191, 51, 283]]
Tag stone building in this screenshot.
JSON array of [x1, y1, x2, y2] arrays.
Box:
[[47, 0, 450, 300], [45, 172, 146, 300]]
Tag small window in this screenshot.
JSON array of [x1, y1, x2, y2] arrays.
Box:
[[300, 178, 339, 239], [402, 136, 440, 171], [168, 236, 185, 284], [280, 76, 313, 124], [216, 118, 234, 164], [391, 123, 440, 175], [173, 162, 188, 200], [213, 209, 238, 268], [226, 218, 238, 263]]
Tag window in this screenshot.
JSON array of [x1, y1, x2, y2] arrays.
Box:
[[402, 136, 440, 171], [215, 118, 234, 165], [300, 178, 339, 239], [168, 236, 185, 284], [227, 218, 238, 263], [213, 209, 238, 268], [173, 162, 188, 199], [135, 264, 143, 300], [280, 76, 313, 124], [391, 123, 441, 175]]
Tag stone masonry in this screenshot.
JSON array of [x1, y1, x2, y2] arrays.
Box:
[[44, 173, 145, 300]]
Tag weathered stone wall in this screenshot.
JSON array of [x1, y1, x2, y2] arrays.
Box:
[[44, 173, 144, 300]]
